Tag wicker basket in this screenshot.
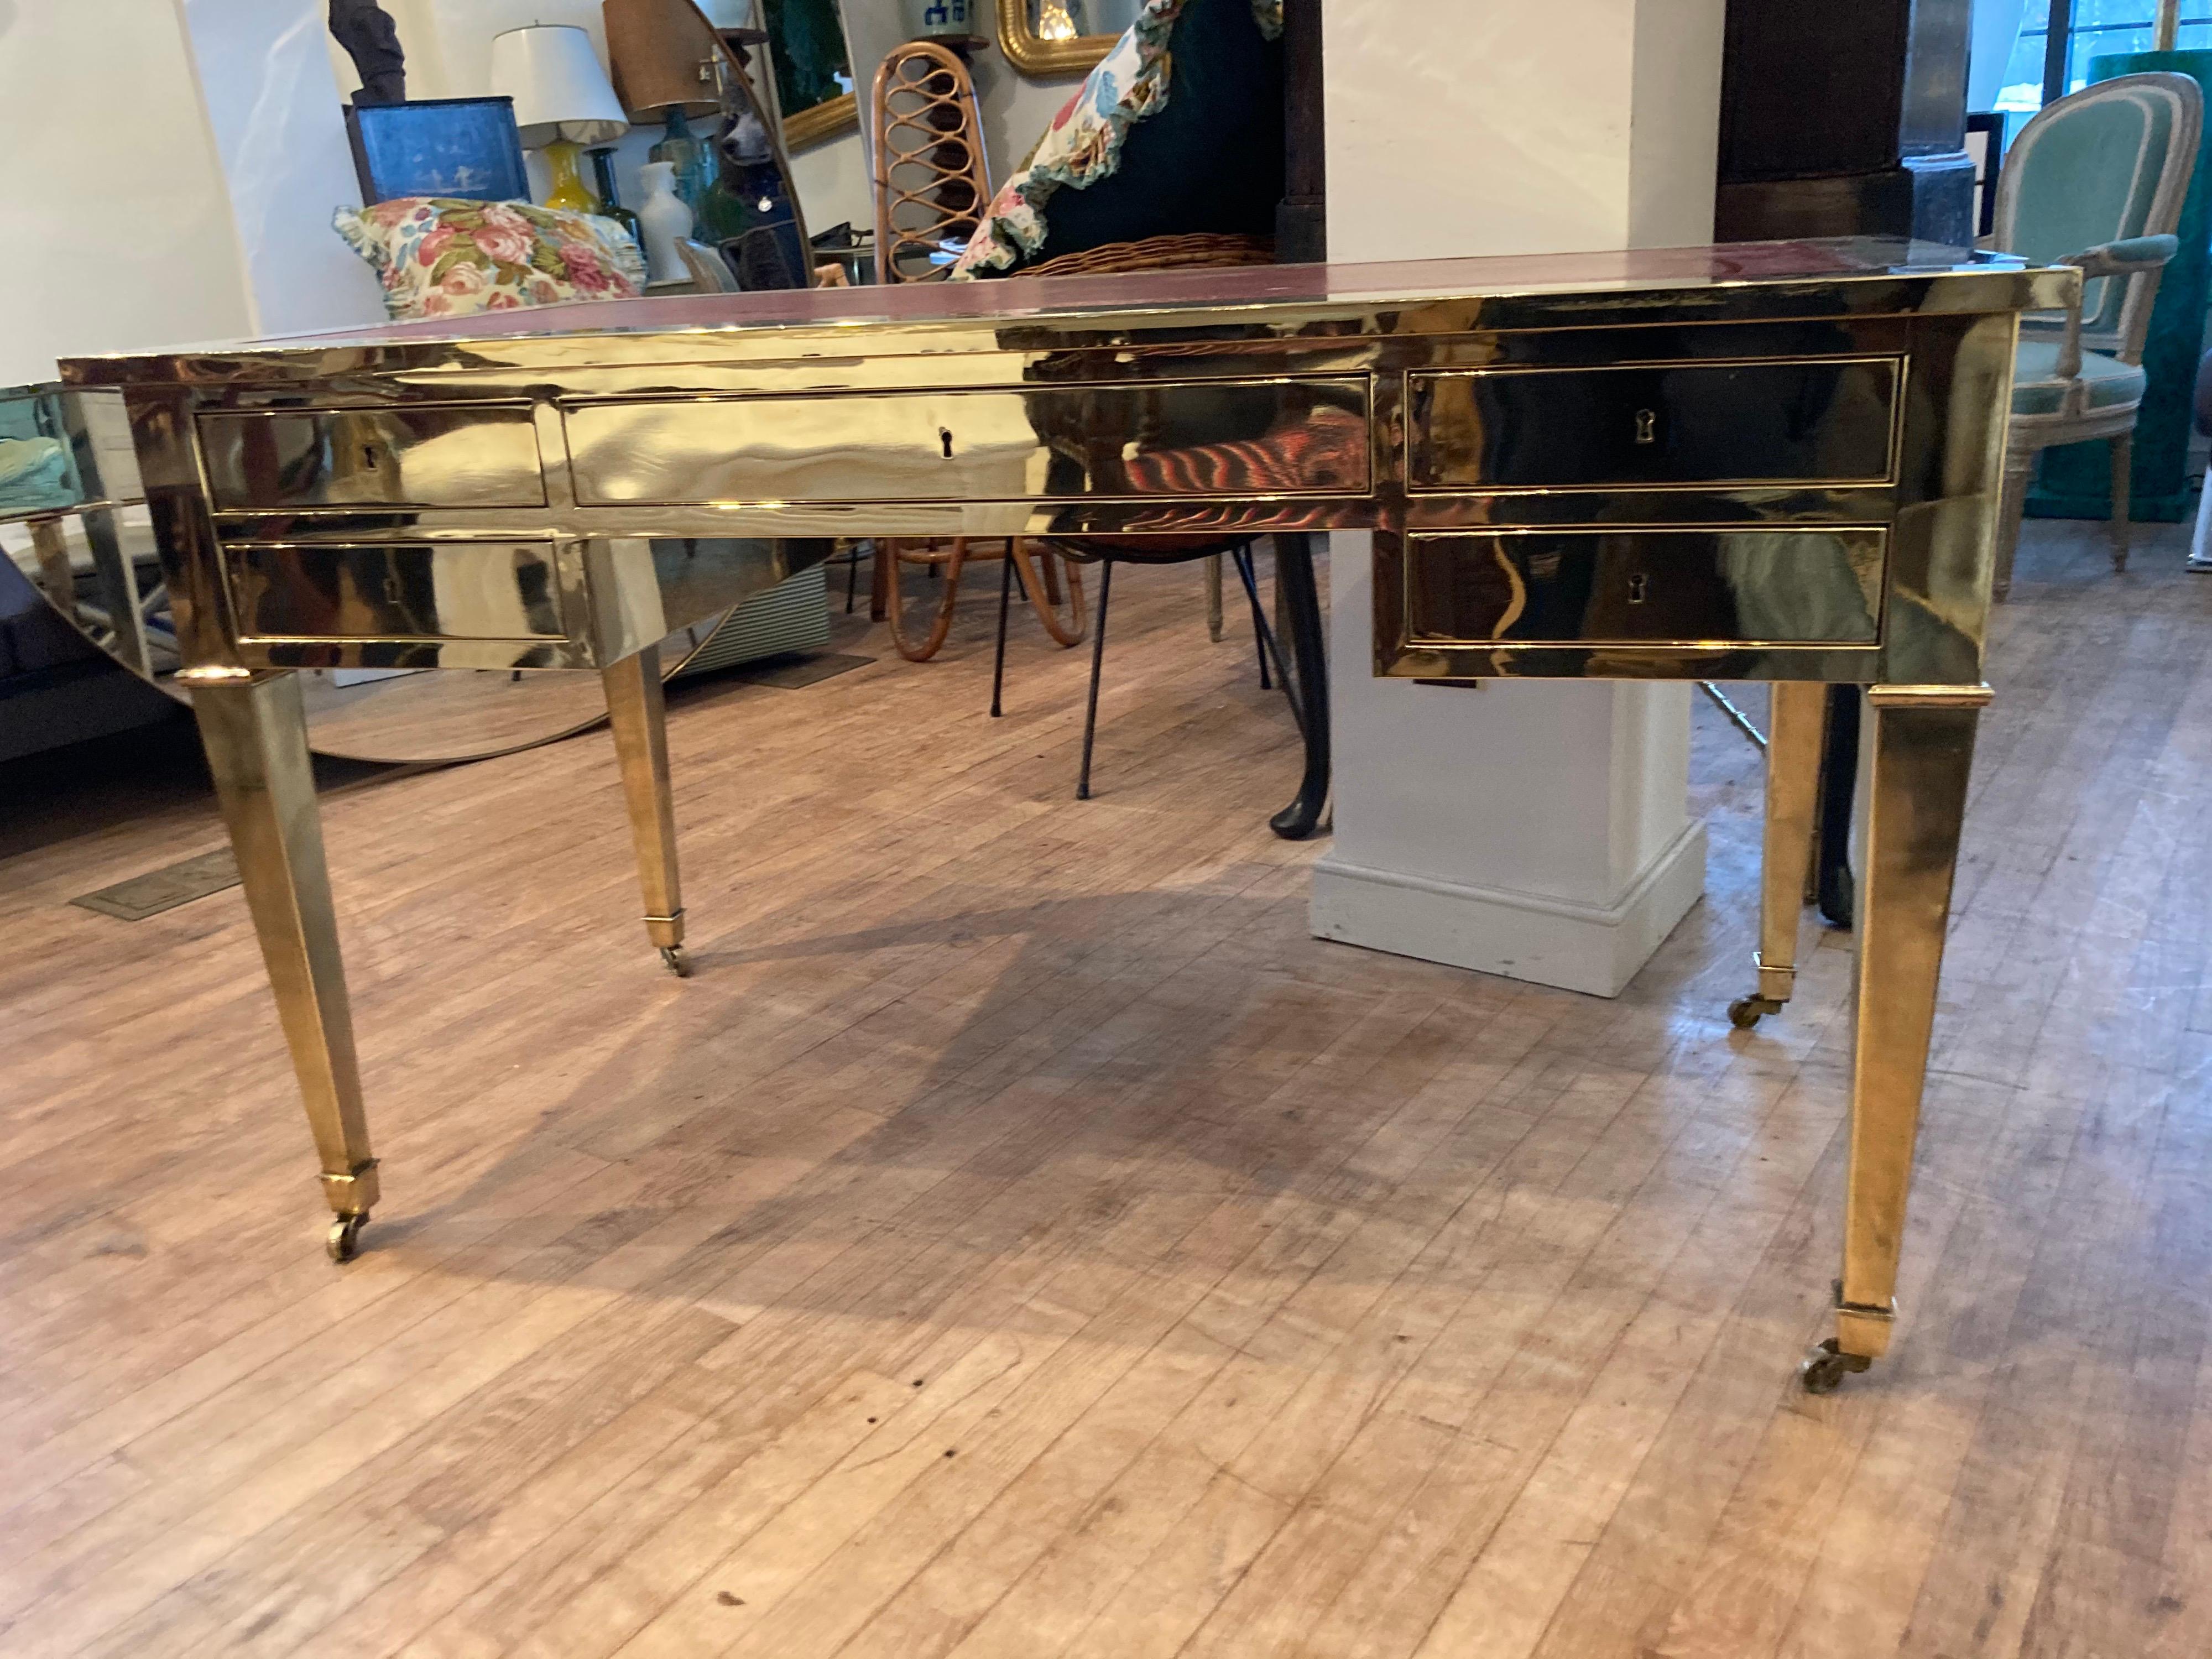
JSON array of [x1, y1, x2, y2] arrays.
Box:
[[1024, 232, 1275, 279]]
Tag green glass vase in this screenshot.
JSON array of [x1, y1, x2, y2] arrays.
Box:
[[588, 148, 643, 249]]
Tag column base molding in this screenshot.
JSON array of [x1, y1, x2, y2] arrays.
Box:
[[1308, 818, 1707, 998]]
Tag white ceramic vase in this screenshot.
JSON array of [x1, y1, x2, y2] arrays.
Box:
[[635, 159, 694, 285]]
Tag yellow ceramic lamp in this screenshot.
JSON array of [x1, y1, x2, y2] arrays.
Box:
[[489, 24, 628, 212]]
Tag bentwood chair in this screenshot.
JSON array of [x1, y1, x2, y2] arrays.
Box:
[[1992, 71, 2201, 595]]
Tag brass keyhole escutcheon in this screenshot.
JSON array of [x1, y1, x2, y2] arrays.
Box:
[[361, 445, 380, 469], [1627, 572, 1649, 604], [1633, 408, 1657, 446], [939, 427, 954, 460]]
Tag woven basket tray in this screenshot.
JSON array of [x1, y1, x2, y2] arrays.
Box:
[[1024, 232, 1276, 279]]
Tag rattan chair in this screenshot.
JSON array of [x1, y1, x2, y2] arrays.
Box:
[[865, 40, 1085, 662]]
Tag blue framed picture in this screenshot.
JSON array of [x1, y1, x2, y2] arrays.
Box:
[[345, 97, 530, 205]]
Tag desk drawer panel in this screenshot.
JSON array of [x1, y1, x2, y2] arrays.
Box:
[[223, 540, 568, 642], [200, 406, 546, 510], [563, 379, 1370, 505], [1405, 527, 1886, 648], [1407, 359, 1900, 492]]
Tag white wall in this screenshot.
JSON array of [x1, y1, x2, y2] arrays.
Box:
[[0, 0, 254, 384], [1311, 0, 1725, 997], [182, 0, 387, 338]]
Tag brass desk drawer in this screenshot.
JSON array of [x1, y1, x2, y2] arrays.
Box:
[[223, 540, 569, 643], [200, 406, 546, 510], [562, 378, 1371, 505], [1407, 358, 1900, 492], [1404, 527, 1886, 648]]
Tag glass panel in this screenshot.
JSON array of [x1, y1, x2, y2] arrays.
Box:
[[1999, 0, 2054, 113]]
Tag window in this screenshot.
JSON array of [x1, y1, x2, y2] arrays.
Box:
[[2001, 1, 2211, 116]]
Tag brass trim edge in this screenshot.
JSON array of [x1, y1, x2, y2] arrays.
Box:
[[1866, 682, 1994, 708]]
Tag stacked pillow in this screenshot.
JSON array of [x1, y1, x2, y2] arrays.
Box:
[[335, 198, 646, 321]]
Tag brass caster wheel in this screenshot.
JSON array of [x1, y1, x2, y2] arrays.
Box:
[[1799, 1338, 1871, 1394], [327, 1212, 368, 1264], [660, 945, 693, 978], [1728, 995, 1782, 1030]]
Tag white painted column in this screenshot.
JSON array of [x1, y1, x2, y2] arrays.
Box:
[[180, 0, 388, 338], [1308, 0, 1728, 998], [0, 1, 253, 385]]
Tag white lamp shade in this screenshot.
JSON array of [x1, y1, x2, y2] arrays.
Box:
[[489, 25, 629, 147]]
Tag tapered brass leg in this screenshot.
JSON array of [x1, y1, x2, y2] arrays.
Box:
[[1803, 685, 1986, 1392], [1729, 681, 1826, 1030], [187, 670, 378, 1261], [601, 645, 691, 977], [1992, 448, 2034, 601]]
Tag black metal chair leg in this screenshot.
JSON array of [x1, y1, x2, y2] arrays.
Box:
[[1076, 559, 1113, 800], [1231, 542, 1304, 738], [845, 543, 860, 613], [1232, 542, 1272, 689], [1268, 532, 1330, 841], [1233, 542, 1267, 690], [990, 544, 1014, 718], [1815, 682, 1858, 926]]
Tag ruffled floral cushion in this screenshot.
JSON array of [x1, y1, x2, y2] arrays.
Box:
[[949, 0, 1282, 279], [333, 198, 646, 321]]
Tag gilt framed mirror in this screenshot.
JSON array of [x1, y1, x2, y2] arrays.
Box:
[[994, 0, 1145, 77], [716, 0, 856, 147]]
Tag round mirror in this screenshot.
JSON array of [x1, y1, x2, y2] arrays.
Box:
[[0, 386, 740, 765], [0, 505, 739, 764]]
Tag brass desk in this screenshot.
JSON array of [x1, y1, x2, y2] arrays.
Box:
[[64, 241, 2071, 1392]]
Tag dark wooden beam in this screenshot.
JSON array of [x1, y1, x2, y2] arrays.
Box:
[[1276, 0, 1325, 262]]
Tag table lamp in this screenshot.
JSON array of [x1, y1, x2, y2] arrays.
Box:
[[488, 24, 629, 213], [603, 0, 724, 213]]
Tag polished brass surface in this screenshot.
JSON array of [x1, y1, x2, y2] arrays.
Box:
[[186, 669, 378, 1243], [199, 405, 546, 511], [1401, 526, 1887, 650], [1838, 693, 1984, 1360], [561, 378, 1371, 505], [225, 540, 574, 649], [59, 242, 2060, 1380], [600, 641, 686, 967], [1407, 357, 1902, 492], [1728, 680, 1825, 1030]]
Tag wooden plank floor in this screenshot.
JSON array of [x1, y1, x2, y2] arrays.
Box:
[[2, 524, 2207, 1658]]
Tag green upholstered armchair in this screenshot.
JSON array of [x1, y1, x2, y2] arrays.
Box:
[[1992, 71, 2202, 595]]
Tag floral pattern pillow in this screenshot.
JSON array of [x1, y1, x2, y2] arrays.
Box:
[[948, 0, 1282, 279], [333, 199, 646, 321]]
